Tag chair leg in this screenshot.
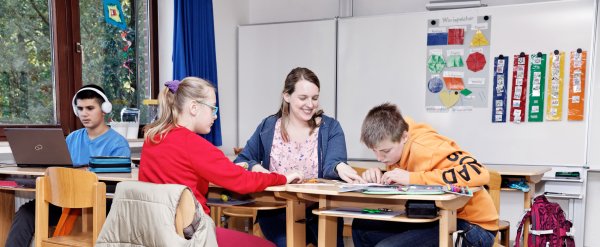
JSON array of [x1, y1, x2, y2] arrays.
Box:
[[501, 229, 510, 247]]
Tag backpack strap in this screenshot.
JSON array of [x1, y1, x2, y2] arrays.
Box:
[[514, 209, 531, 247], [528, 228, 553, 235], [561, 221, 576, 247], [452, 230, 464, 247]]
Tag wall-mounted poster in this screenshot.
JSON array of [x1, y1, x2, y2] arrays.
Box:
[[426, 15, 492, 112]]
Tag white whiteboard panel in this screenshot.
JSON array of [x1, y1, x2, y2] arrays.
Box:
[[338, 0, 595, 166], [586, 1, 600, 170], [238, 19, 337, 145]]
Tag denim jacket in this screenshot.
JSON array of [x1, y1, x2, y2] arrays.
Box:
[[234, 114, 347, 179]]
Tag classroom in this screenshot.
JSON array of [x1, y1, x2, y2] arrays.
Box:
[[0, 0, 599, 246]]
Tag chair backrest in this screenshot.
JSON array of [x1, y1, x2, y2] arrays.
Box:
[[35, 167, 106, 246], [175, 188, 196, 237], [96, 181, 219, 246], [487, 169, 502, 214], [43, 167, 101, 208]]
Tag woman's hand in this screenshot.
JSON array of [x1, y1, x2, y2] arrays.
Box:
[[285, 172, 303, 184], [251, 165, 270, 173], [361, 167, 383, 184], [381, 168, 410, 185], [336, 163, 367, 184]]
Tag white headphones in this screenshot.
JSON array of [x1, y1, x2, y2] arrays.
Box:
[[71, 86, 112, 116]]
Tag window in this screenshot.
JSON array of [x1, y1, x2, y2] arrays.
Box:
[[0, 0, 157, 137], [0, 0, 55, 125]]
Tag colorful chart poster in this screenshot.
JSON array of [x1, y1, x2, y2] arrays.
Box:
[[492, 56, 508, 122], [568, 50, 587, 121], [425, 15, 491, 112], [546, 51, 565, 121], [527, 53, 546, 122], [510, 54, 529, 123]]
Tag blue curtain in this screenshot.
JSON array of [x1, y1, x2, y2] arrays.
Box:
[[172, 0, 222, 146]]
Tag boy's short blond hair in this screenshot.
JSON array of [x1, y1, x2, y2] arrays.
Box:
[[360, 103, 409, 149]]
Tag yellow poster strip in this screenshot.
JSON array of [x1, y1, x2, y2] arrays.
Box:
[[546, 51, 565, 120], [568, 51, 587, 121]]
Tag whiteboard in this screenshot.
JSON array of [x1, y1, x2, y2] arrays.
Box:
[[238, 19, 337, 145], [586, 1, 600, 170], [337, 0, 595, 166]]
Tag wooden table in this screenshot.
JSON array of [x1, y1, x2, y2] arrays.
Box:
[[280, 184, 474, 247], [488, 164, 551, 247], [0, 166, 138, 246]]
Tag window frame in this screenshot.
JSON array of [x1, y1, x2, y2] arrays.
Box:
[[0, 0, 159, 140]]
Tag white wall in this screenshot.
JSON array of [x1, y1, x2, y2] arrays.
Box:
[[585, 171, 600, 246], [248, 0, 338, 23], [352, 0, 562, 16], [157, 0, 173, 88], [213, 0, 250, 153]]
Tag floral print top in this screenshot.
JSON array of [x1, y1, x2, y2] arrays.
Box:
[[269, 119, 319, 179]]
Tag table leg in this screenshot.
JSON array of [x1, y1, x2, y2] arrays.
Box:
[[0, 190, 15, 246], [318, 215, 337, 247], [286, 199, 306, 247], [216, 207, 223, 227], [210, 205, 218, 224], [439, 209, 457, 247], [523, 182, 535, 247]]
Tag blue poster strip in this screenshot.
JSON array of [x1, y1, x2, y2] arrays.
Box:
[[492, 56, 509, 122]]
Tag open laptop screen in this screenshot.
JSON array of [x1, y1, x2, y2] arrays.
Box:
[[5, 128, 73, 167]]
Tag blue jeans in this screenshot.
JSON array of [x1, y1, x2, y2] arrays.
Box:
[[257, 205, 344, 247], [6, 199, 113, 247], [6, 200, 63, 247], [352, 218, 495, 247]]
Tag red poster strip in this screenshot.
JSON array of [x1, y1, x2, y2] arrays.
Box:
[[510, 54, 529, 123]]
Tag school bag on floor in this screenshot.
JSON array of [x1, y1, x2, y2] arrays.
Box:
[[515, 195, 575, 247]]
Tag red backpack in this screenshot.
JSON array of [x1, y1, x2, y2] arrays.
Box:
[[515, 195, 575, 247]]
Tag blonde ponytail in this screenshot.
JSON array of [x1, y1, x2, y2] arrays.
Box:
[[144, 77, 215, 144]]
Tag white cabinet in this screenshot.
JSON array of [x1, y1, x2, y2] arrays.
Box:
[[539, 167, 586, 247]]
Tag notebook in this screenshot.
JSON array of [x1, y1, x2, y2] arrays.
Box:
[[5, 128, 73, 167]]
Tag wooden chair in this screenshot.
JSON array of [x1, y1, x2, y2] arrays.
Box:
[[35, 167, 106, 247], [175, 188, 196, 237], [487, 169, 510, 247]]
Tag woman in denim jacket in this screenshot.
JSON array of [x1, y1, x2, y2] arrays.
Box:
[[234, 67, 365, 247]]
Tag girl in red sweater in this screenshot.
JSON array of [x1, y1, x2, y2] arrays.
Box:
[[139, 77, 302, 245]]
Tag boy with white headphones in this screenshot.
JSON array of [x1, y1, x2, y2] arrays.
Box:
[[6, 84, 130, 247], [67, 84, 130, 165]]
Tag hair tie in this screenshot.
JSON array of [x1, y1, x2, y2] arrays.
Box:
[[165, 80, 181, 93]]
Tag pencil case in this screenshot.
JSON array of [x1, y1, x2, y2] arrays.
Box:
[[88, 156, 132, 173]]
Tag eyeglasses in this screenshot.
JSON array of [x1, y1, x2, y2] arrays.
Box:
[[196, 100, 218, 117]]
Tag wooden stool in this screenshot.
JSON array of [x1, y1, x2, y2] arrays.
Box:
[[223, 207, 260, 236], [216, 201, 287, 238], [498, 220, 510, 247]]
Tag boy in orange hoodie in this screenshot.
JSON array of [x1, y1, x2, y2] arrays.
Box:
[[352, 103, 498, 247]]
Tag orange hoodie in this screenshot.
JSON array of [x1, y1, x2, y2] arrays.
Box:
[[388, 117, 499, 230]]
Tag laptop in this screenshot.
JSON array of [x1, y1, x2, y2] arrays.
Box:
[[5, 128, 73, 167]]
